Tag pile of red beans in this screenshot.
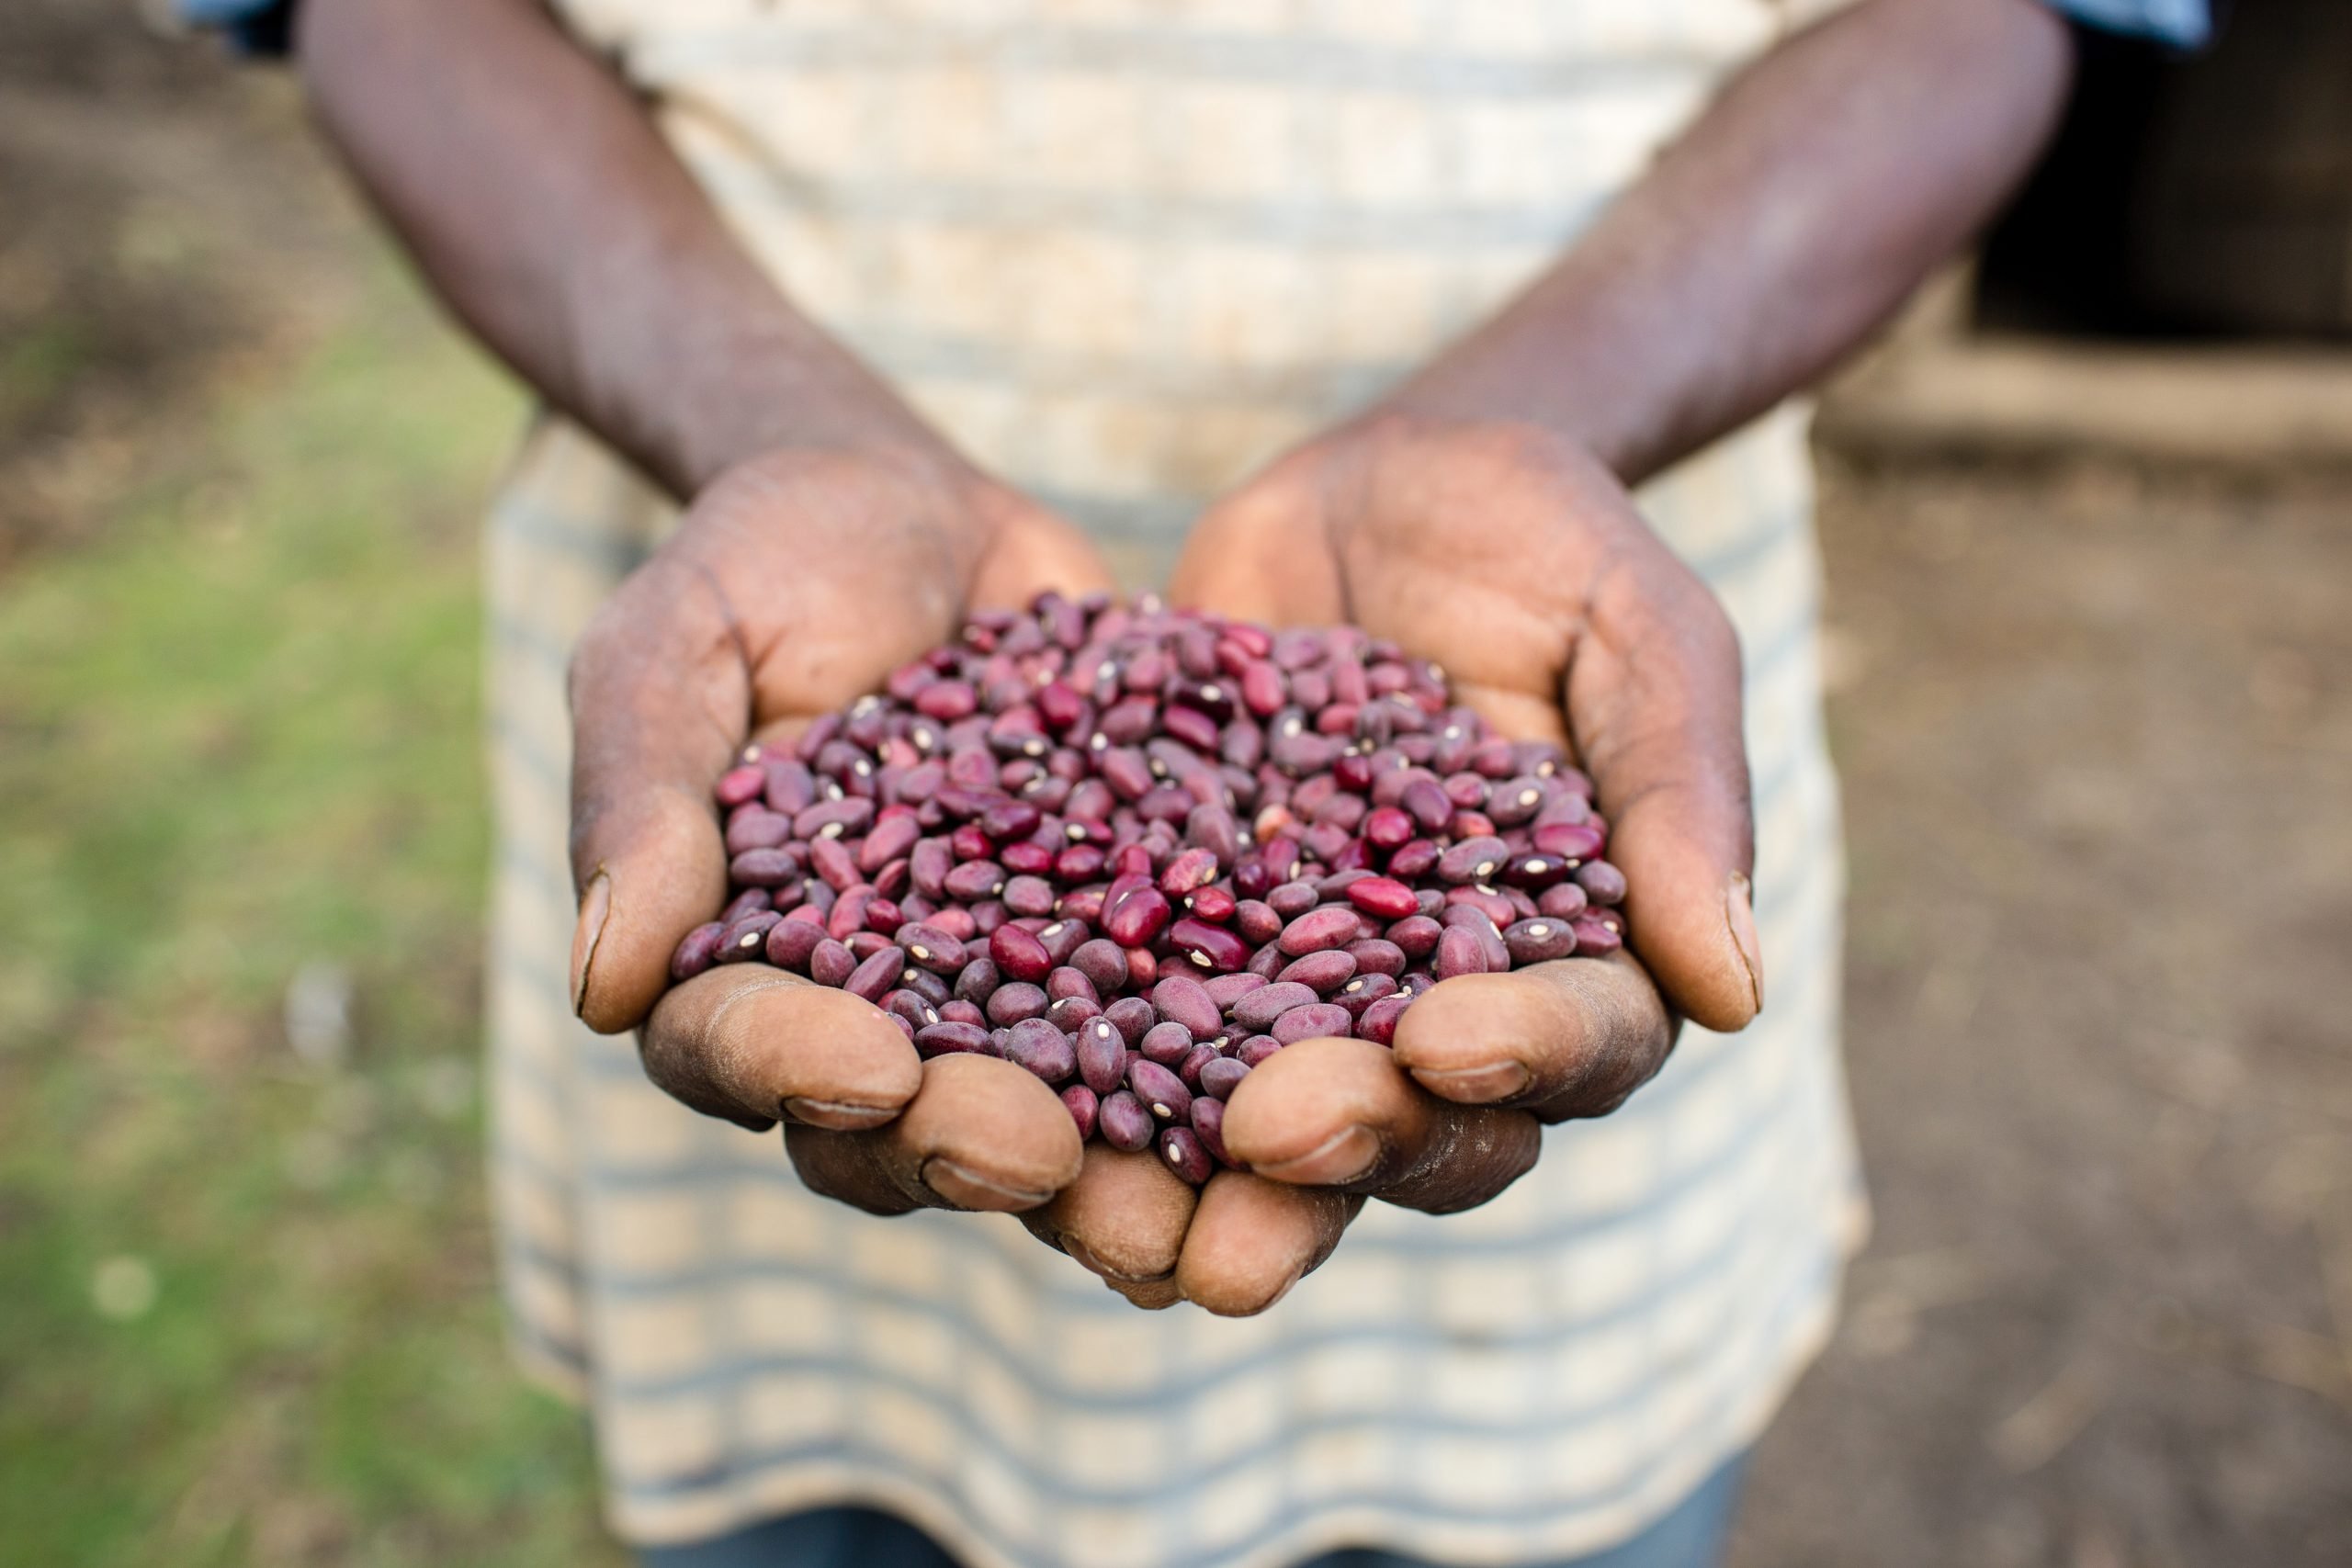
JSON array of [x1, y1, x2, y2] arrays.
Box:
[[669, 593, 1628, 1185]]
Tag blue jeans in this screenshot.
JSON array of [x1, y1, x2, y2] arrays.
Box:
[[638, 1453, 1748, 1568]]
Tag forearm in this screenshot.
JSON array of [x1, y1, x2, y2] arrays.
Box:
[[1376, 0, 2075, 484], [297, 0, 944, 499]]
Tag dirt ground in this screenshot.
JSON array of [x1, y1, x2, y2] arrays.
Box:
[[6, 5, 2348, 1564]]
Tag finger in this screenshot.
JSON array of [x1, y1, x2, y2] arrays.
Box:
[[1174, 1173, 1362, 1317], [567, 554, 750, 1034], [968, 501, 1123, 608], [1022, 1142, 1199, 1307], [1165, 454, 1346, 624], [641, 967, 923, 1132], [1388, 953, 1675, 1122], [786, 1052, 1083, 1215], [1220, 1036, 1542, 1214], [1568, 531, 1761, 1033]]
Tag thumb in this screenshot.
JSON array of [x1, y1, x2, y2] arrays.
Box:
[[567, 555, 750, 1034], [1566, 534, 1761, 1033]]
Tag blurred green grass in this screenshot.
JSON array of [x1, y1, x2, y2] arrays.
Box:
[[0, 270, 622, 1567]]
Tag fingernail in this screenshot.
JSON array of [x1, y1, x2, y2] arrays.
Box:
[[1255, 1123, 1381, 1187], [1065, 1235, 1171, 1286], [781, 1095, 897, 1131], [1726, 873, 1763, 1013], [920, 1156, 1051, 1213], [570, 869, 611, 1018], [1408, 1061, 1531, 1103]]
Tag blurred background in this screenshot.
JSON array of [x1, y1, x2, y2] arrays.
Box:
[[1, 2, 2346, 1564]]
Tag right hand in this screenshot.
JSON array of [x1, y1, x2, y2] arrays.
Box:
[[566, 444, 1115, 1215]]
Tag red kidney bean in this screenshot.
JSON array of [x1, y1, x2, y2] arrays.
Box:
[[1150, 975, 1222, 1040], [1234, 898, 1283, 944], [1235, 1034, 1283, 1067], [1574, 859, 1628, 905], [808, 939, 855, 987], [1046, 965, 1099, 1007], [1532, 821, 1605, 863], [843, 945, 905, 1001], [1066, 938, 1126, 996], [1265, 881, 1319, 919], [1357, 992, 1414, 1045], [986, 982, 1047, 1025], [1503, 918, 1578, 964], [1127, 1059, 1193, 1122], [716, 763, 767, 807], [896, 923, 967, 976], [714, 910, 781, 964], [757, 918, 819, 974], [1001, 1018, 1077, 1083], [719, 886, 775, 926], [884, 988, 940, 1032], [1343, 875, 1419, 920], [942, 859, 1007, 901], [989, 925, 1052, 983], [1272, 1002, 1351, 1044], [1434, 835, 1508, 886], [1077, 1016, 1129, 1095], [729, 847, 803, 888], [1034, 919, 1090, 966], [1187, 886, 1238, 924], [1159, 1125, 1214, 1186], [1276, 905, 1360, 956], [1138, 1020, 1196, 1066], [1568, 916, 1623, 954], [670, 920, 728, 980], [1232, 981, 1318, 1032], [1099, 1090, 1155, 1152], [1434, 926, 1487, 980], [999, 874, 1056, 917], [900, 968, 953, 1009], [1178, 1043, 1218, 1091], [1169, 918, 1251, 973], [1103, 995, 1157, 1045], [1345, 938, 1406, 977], [1061, 1084, 1100, 1140], [1199, 1055, 1250, 1101], [1203, 972, 1268, 1010], [1385, 838, 1441, 880], [1333, 966, 1399, 1017], [1101, 886, 1172, 947], [1275, 949, 1358, 994], [912, 1020, 991, 1056]]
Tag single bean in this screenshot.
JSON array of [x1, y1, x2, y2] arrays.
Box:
[[1159, 1125, 1214, 1186], [1357, 992, 1414, 1045], [1276, 949, 1359, 994], [1277, 905, 1361, 956], [1001, 1018, 1078, 1083], [989, 924, 1053, 983], [845, 945, 906, 1001], [1149, 975, 1222, 1040], [1098, 1090, 1155, 1152], [670, 920, 727, 981], [1077, 1015, 1130, 1095], [1061, 1084, 1100, 1140], [1271, 1002, 1351, 1044], [1503, 918, 1578, 964], [1127, 1059, 1193, 1122], [986, 981, 1048, 1025]]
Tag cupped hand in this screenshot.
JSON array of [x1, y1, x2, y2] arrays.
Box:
[[1026, 415, 1759, 1313], [567, 444, 1114, 1215]]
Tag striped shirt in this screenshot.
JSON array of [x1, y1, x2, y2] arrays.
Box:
[[469, 1, 2198, 1562]]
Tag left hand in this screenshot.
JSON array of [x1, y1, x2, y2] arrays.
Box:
[[1023, 414, 1761, 1313]]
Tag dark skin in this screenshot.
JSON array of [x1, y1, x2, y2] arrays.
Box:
[[298, 0, 2074, 1312]]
